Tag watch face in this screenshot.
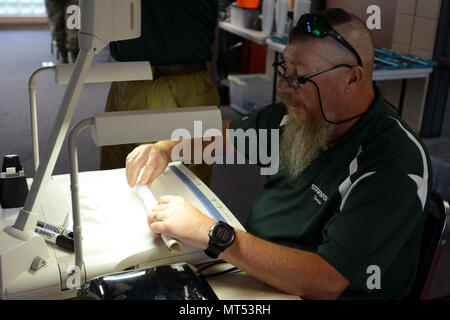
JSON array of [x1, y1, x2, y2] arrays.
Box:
[[212, 222, 235, 247]]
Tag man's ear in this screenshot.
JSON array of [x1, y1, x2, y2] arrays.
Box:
[[345, 66, 364, 93]]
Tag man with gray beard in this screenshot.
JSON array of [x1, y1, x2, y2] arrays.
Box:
[[125, 9, 431, 300], [279, 91, 333, 180]]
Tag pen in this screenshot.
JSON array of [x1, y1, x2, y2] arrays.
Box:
[[37, 220, 73, 239], [35, 226, 74, 252]]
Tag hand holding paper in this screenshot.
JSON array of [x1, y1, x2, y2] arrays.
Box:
[[136, 185, 182, 252]]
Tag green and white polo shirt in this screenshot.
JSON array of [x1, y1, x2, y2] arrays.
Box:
[[229, 85, 432, 300]]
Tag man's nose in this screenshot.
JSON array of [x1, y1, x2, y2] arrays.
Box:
[[277, 77, 295, 93]]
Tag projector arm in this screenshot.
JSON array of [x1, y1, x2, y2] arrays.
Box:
[[14, 49, 95, 232]]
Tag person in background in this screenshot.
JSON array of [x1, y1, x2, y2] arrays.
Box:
[[100, 0, 220, 186], [125, 8, 432, 299], [45, 0, 79, 63]]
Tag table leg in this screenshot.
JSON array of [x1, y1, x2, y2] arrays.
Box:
[[272, 52, 279, 104], [398, 79, 407, 116], [225, 31, 230, 78], [246, 40, 251, 74]]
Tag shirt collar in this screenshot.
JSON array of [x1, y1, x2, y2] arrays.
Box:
[[319, 84, 386, 162]]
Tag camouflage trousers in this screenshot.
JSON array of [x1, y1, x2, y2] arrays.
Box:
[[45, 0, 79, 63]]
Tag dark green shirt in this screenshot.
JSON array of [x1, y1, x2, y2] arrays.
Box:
[[229, 85, 432, 299], [109, 0, 218, 65]]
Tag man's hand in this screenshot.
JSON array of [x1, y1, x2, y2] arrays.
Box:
[[149, 195, 215, 249], [125, 144, 171, 188]]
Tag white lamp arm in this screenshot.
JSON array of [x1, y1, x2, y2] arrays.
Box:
[[14, 49, 95, 232], [28, 66, 55, 171], [68, 118, 95, 273]]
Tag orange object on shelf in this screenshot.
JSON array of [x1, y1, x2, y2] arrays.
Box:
[[240, 40, 267, 74], [236, 0, 260, 9]]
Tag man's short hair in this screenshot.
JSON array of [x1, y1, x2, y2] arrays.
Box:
[[289, 8, 359, 43], [288, 8, 375, 78]]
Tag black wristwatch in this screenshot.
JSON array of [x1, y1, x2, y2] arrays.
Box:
[[204, 221, 235, 259]]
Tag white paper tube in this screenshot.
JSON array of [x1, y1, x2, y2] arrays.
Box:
[[293, 0, 311, 26], [262, 0, 275, 36], [275, 0, 288, 37], [136, 184, 182, 252]]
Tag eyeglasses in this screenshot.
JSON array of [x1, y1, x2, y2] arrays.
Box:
[[272, 60, 368, 124], [296, 13, 363, 67], [272, 60, 353, 90]]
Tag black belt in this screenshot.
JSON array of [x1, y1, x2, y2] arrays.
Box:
[[153, 62, 207, 78]]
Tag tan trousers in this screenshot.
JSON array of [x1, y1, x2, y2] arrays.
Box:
[[100, 69, 220, 186]]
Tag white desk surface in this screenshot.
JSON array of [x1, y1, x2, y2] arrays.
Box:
[[219, 21, 268, 45], [199, 262, 300, 300], [265, 38, 433, 81], [0, 167, 300, 300]]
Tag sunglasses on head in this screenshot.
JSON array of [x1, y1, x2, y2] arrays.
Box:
[[297, 13, 363, 67]]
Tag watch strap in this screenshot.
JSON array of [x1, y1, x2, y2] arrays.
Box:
[[204, 243, 222, 259], [204, 221, 235, 259]]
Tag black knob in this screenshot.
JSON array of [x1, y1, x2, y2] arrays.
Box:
[[2, 154, 23, 173]]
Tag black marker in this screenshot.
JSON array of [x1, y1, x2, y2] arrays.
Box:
[[35, 226, 74, 252], [37, 220, 73, 239]]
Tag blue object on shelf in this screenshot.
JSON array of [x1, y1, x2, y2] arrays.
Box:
[[374, 56, 407, 69], [373, 47, 437, 70], [270, 35, 289, 44], [266, 37, 437, 71]]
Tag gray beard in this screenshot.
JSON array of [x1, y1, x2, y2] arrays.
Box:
[[279, 114, 333, 180]]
